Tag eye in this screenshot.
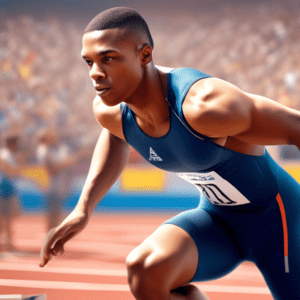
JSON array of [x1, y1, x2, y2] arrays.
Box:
[[103, 56, 113, 62], [85, 60, 92, 66]]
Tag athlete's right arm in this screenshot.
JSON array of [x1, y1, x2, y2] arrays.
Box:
[[39, 128, 130, 267], [76, 128, 130, 216]]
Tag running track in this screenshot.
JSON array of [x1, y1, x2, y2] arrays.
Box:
[[0, 214, 272, 299]]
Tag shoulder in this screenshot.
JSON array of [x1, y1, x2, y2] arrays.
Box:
[[93, 96, 125, 140], [183, 78, 254, 138], [155, 65, 175, 73], [188, 77, 247, 102], [93, 96, 119, 125]]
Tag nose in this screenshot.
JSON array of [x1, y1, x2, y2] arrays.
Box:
[[90, 63, 106, 81]]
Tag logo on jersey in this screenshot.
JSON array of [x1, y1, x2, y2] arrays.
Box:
[[149, 147, 163, 161], [177, 171, 250, 206]]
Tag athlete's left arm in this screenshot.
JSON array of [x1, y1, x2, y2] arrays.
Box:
[[183, 78, 300, 149], [235, 92, 300, 150]]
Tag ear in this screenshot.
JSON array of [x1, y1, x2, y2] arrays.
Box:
[[139, 44, 152, 66]]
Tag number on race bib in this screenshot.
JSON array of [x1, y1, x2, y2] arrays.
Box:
[[195, 183, 236, 205], [177, 171, 250, 206]]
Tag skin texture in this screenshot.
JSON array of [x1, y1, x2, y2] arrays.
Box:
[[40, 27, 300, 300]]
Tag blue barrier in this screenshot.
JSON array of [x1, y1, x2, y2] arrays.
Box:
[[17, 175, 200, 213]]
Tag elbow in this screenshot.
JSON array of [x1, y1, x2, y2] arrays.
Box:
[[287, 113, 300, 149], [288, 134, 300, 151], [289, 139, 300, 151]]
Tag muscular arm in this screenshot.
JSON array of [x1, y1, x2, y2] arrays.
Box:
[[235, 93, 300, 149], [76, 128, 130, 217], [184, 78, 300, 150], [73, 96, 129, 219], [39, 128, 130, 267]]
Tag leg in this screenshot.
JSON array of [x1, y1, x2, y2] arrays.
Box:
[[127, 224, 207, 300], [254, 191, 300, 299], [170, 284, 209, 300], [126, 208, 242, 300], [6, 196, 19, 252], [0, 201, 3, 252], [257, 170, 300, 299], [1, 197, 13, 252]]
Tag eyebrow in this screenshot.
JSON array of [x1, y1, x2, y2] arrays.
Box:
[[81, 49, 118, 59]]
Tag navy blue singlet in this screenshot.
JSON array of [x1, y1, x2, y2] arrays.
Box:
[[121, 68, 300, 299]]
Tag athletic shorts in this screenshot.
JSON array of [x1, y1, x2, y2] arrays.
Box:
[[164, 166, 300, 300]]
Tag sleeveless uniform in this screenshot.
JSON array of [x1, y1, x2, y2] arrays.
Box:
[[121, 68, 300, 299]]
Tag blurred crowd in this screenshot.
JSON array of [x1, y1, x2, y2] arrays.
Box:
[[0, 16, 97, 251], [150, 3, 300, 110], [0, 15, 98, 157], [0, 3, 300, 252], [0, 4, 300, 158], [0, 4, 299, 152]]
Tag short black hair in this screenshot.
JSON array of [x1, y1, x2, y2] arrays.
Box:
[[84, 7, 154, 49]]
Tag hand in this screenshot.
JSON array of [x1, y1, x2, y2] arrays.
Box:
[[39, 208, 89, 267]]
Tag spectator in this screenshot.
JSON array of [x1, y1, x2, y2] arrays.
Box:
[[0, 136, 22, 253], [36, 128, 76, 231]]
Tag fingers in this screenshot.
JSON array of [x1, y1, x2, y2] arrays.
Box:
[[39, 250, 52, 267], [39, 226, 79, 267], [39, 227, 61, 267], [52, 230, 78, 254], [51, 246, 64, 256], [39, 211, 89, 268]]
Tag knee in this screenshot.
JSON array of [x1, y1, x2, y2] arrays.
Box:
[[126, 248, 169, 299], [172, 285, 210, 300]]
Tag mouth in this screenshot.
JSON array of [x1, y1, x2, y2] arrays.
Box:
[[95, 87, 111, 96]]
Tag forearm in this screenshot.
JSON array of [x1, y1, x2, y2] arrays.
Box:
[[233, 93, 300, 147], [76, 129, 130, 217], [292, 139, 300, 152]]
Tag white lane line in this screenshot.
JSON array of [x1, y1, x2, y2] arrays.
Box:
[[0, 279, 130, 291], [15, 239, 134, 253], [0, 279, 271, 294], [0, 264, 127, 277], [196, 284, 271, 295], [0, 295, 46, 300], [0, 263, 262, 280]]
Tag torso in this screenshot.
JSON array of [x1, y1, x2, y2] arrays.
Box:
[[94, 66, 264, 157]]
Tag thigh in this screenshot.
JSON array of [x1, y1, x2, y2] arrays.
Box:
[[255, 189, 300, 299], [164, 208, 243, 282], [127, 221, 199, 291], [257, 253, 300, 300]]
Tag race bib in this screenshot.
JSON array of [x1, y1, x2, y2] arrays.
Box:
[[177, 171, 250, 206]]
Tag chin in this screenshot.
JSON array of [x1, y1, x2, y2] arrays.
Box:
[[100, 96, 122, 107]]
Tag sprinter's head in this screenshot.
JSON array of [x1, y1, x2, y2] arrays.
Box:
[[81, 7, 154, 106], [84, 7, 154, 49]]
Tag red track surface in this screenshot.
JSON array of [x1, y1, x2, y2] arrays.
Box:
[[0, 214, 272, 299]]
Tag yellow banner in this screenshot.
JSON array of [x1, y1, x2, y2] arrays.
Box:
[[21, 166, 49, 189], [284, 165, 300, 184], [121, 168, 165, 191]]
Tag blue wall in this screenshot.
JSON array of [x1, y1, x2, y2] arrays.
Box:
[[17, 175, 200, 213]]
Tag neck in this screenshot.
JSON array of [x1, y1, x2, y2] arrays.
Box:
[[126, 63, 168, 126]]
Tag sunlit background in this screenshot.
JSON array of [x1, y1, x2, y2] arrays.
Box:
[[0, 0, 299, 217]]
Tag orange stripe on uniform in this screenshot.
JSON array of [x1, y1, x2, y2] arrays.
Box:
[[276, 193, 289, 273]]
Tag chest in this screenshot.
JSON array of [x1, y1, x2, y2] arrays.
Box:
[[123, 106, 233, 172]]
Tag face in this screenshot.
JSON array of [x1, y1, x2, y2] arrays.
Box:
[[81, 28, 148, 106]]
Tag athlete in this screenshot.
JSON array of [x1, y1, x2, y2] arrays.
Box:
[[39, 7, 300, 300]]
